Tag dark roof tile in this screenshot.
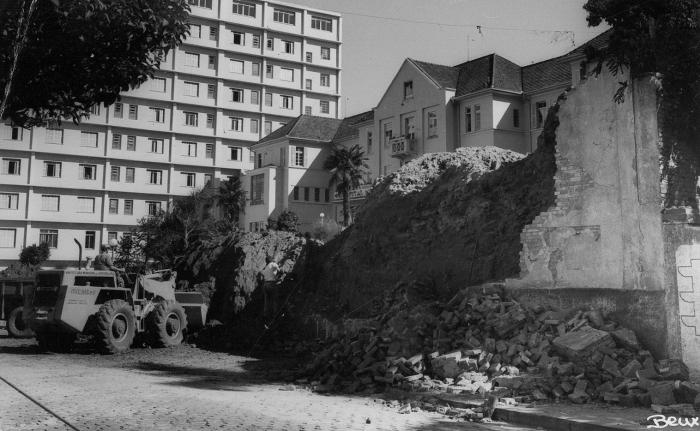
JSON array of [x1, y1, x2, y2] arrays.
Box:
[[333, 110, 374, 142], [411, 60, 460, 89], [259, 115, 343, 144]]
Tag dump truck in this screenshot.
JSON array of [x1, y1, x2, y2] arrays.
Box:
[[28, 268, 207, 353]]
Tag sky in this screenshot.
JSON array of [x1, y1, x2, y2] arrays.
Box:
[[285, 0, 609, 116]]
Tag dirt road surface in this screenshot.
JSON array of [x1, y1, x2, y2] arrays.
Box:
[[0, 337, 537, 431]]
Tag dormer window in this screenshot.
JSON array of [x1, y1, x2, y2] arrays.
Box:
[[403, 81, 413, 99], [579, 61, 588, 82]]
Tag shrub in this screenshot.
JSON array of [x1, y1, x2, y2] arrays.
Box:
[[19, 243, 50, 266], [310, 219, 342, 242], [273, 210, 300, 232]]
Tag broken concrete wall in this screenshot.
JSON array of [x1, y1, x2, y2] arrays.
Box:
[[507, 69, 664, 292]]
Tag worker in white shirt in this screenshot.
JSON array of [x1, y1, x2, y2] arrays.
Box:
[[260, 255, 281, 322]]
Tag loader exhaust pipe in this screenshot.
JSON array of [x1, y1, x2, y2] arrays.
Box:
[[74, 238, 82, 269]]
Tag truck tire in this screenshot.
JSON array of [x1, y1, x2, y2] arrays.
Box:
[[147, 300, 187, 347], [95, 299, 136, 354], [35, 331, 75, 352], [8, 306, 34, 338]]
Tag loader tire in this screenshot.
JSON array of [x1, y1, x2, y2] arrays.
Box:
[[95, 299, 136, 354], [8, 306, 34, 338], [35, 331, 75, 352], [147, 300, 187, 347]]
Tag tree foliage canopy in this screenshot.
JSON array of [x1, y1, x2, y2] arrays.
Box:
[[0, 0, 190, 127], [19, 243, 50, 266], [583, 0, 700, 143]]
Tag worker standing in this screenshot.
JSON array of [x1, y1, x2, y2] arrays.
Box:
[[260, 255, 281, 323]]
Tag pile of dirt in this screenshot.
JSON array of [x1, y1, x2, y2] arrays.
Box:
[[300, 285, 699, 414]]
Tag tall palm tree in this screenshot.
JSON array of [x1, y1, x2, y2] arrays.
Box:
[[324, 144, 368, 226]]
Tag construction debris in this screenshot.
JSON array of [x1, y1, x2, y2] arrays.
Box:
[[300, 284, 696, 415]]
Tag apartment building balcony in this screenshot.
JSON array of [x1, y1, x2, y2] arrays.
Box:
[[390, 135, 418, 158], [332, 184, 372, 202]]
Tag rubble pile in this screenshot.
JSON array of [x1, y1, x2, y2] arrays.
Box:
[[301, 284, 699, 414]]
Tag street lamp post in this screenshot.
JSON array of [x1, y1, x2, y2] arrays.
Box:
[[108, 238, 118, 259], [320, 212, 325, 225]]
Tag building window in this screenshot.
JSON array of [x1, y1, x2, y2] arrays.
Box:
[[474, 105, 481, 130], [184, 81, 199, 97], [226, 116, 242, 132], [185, 141, 197, 157], [149, 138, 164, 153], [111, 166, 120, 182], [147, 201, 162, 216], [232, 1, 255, 17], [252, 35, 260, 48], [293, 186, 299, 200], [204, 174, 212, 185], [89, 104, 101, 115], [325, 188, 330, 202], [128, 104, 138, 120], [150, 77, 166, 92], [39, 229, 58, 248], [148, 170, 162, 185], [205, 143, 214, 159], [266, 38, 274, 50], [112, 133, 122, 150], [209, 26, 218, 41], [250, 119, 259, 133], [41, 195, 59, 211], [320, 74, 330, 87], [305, 79, 312, 90], [311, 16, 333, 31], [251, 90, 260, 105], [383, 123, 393, 145], [125, 167, 135, 183], [231, 88, 243, 102], [114, 103, 123, 118], [305, 52, 312, 62], [252, 62, 260, 76], [535, 101, 547, 128], [150, 107, 166, 123], [320, 100, 330, 114], [513, 108, 520, 128], [108, 198, 119, 214], [124, 200, 133, 215], [79, 132, 98, 147], [229, 59, 244, 74], [294, 146, 304, 167], [0, 228, 16, 248], [257, 153, 263, 168], [367, 131, 373, 154], [107, 231, 117, 242], [428, 111, 438, 137], [202, 114, 212, 129], [314, 187, 320, 202], [207, 84, 216, 99], [45, 125, 63, 144], [188, 0, 212, 9], [44, 161, 61, 178], [283, 40, 294, 54], [264, 121, 272, 135], [77, 197, 95, 213], [127, 135, 136, 151], [0, 193, 18, 209], [321, 47, 330, 60], [184, 52, 200, 67], [79, 164, 96, 180], [265, 93, 273, 106], [281, 95, 293, 109], [579, 61, 588, 82], [280, 67, 294, 81], [273, 8, 295, 25], [250, 174, 264, 204], [230, 146, 241, 161], [465, 106, 472, 132], [404, 81, 413, 99], [265, 64, 273, 78], [184, 111, 198, 127], [233, 31, 244, 45], [303, 187, 309, 201], [184, 173, 196, 187], [305, 106, 312, 115], [84, 231, 96, 249], [208, 55, 216, 70]]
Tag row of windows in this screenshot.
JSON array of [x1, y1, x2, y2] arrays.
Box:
[[292, 186, 331, 203], [180, 45, 332, 73], [0, 228, 156, 250]]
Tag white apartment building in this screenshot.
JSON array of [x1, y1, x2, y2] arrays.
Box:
[[0, 0, 342, 267]]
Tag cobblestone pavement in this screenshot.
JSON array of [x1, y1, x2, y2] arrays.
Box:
[[0, 338, 537, 431]]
